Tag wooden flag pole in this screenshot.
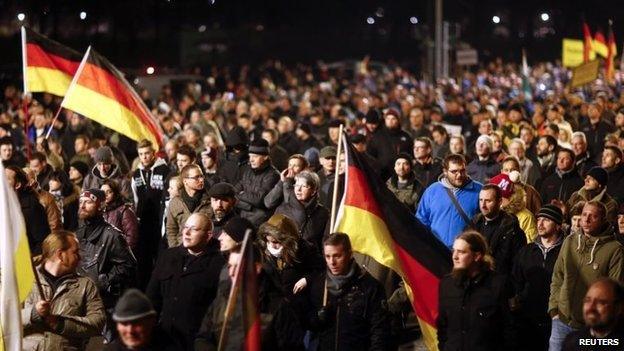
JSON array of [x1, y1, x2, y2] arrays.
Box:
[[329, 124, 344, 231], [217, 230, 252, 351], [30, 257, 46, 301]]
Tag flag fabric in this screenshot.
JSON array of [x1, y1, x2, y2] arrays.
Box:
[[606, 23, 617, 82], [562, 39, 587, 67], [594, 30, 609, 58], [21, 27, 83, 96], [60, 47, 164, 147], [219, 232, 261, 351], [0, 162, 35, 351], [582, 22, 596, 63], [334, 135, 452, 351], [521, 49, 532, 100]]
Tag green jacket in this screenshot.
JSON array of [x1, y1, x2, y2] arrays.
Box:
[[548, 226, 624, 328]]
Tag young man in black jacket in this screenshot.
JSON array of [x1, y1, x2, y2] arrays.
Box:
[[512, 205, 565, 351], [437, 230, 516, 351]]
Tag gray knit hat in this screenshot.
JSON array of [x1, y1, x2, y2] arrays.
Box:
[[94, 146, 114, 164], [536, 204, 563, 225], [112, 289, 157, 322]]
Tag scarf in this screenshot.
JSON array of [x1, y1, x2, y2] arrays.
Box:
[[181, 188, 204, 213], [326, 261, 356, 296]]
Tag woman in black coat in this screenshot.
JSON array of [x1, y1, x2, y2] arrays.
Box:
[[257, 213, 323, 301]]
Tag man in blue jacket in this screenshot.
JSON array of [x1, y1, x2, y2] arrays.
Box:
[[417, 154, 482, 247]]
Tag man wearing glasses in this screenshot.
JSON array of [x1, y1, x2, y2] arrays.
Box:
[[166, 164, 212, 247], [416, 154, 483, 248]]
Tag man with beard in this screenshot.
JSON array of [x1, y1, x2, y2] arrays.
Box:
[[386, 153, 424, 213], [76, 189, 137, 342], [207, 182, 239, 236], [417, 154, 482, 248], [437, 230, 516, 351], [563, 279, 624, 350], [131, 139, 171, 288], [536, 135, 558, 180], [512, 205, 565, 351]]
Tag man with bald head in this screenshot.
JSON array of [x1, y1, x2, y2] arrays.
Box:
[[147, 213, 225, 350], [563, 278, 624, 350]]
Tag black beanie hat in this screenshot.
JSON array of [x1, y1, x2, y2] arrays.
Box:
[[536, 204, 563, 225], [586, 166, 609, 187], [248, 139, 270, 156], [222, 217, 255, 243]]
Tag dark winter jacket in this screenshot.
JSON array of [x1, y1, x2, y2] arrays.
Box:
[[76, 216, 137, 308], [18, 187, 50, 255], [234, 161, 280, 226], [471, 211, 527, 276], [262, 239, 324, 300], [574, 152, 597, 178], [146, 243, 225, 351], [278, 131, 301, 155], [275, 195, 330, 250], [467, 156, 501, 184], [580, 120, 615, 163], [437, 270, 516, 351], [103, 199, 139, 251], [512, 234, 563, 327], [540, 168, 584, 204], [83, 164, 132, 201], [367, 126, 413, 180], [413, 157, 444, 188], [217, 151, 249, 184], [606, 163, 624, 205], [166, 190, 212, 247], [302, 263, 391, 351]]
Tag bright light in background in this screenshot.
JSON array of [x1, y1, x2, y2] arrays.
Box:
[[366, 17, 375, 25], [80, 11, 87, 20], [146, 67, 155, 75], [198, 25, 207, 32], [540, 12, 550, 22], [410, 16, 419, 24], [17, 13, 25, 22], [492, 15, 501, 24], [375, 7, 384, 18]]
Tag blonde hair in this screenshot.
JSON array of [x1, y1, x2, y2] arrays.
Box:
[[38, 230, 78, 264]]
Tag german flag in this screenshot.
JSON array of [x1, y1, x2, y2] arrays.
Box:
[[582, 22, 595, 63], [219, 232, 261, 351], [594, 29, 609, 58], [606, 23, 617, 82], [60, 47, 163, 147], [21, 27, 83, 96], [334, 134, 452, 351]]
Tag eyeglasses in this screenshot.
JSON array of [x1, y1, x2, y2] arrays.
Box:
[[294, 183, 312, 189]]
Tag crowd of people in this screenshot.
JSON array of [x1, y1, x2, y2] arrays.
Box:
[[2, 57, 624, 350]]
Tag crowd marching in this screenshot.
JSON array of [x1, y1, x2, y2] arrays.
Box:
[[2, 57, 624, 350]]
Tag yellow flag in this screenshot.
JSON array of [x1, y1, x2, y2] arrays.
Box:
[[0, 162, 34, 351], [563, 38, 595, 67]]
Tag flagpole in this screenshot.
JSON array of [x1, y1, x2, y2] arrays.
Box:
[[217, 230, 252, 351], [30, 257, 46, 301], [329, 124, 344, 230], [45, 46, 91, 139]]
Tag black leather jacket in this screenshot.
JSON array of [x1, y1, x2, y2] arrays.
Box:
[[77, 216, 137, 307]]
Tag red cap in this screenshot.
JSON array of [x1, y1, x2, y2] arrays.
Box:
[[489, 173, 514, 199]]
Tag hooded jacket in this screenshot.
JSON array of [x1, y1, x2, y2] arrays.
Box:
[[503, 186, 537, 243], [567, 186, 619, 224], [83, 163, 132, 201], [416, 176, 482, 248], [548, 225, 624, 328]]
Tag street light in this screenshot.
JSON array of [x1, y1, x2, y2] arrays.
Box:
[[17, 13, 25, 22], [146, 67, 155, 75], [410, 16, 419, 24], [80, 11, 87, 20], [492, 15, 501, 24], [366, 17, 375, 25], [540, 13, 550, 22]]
